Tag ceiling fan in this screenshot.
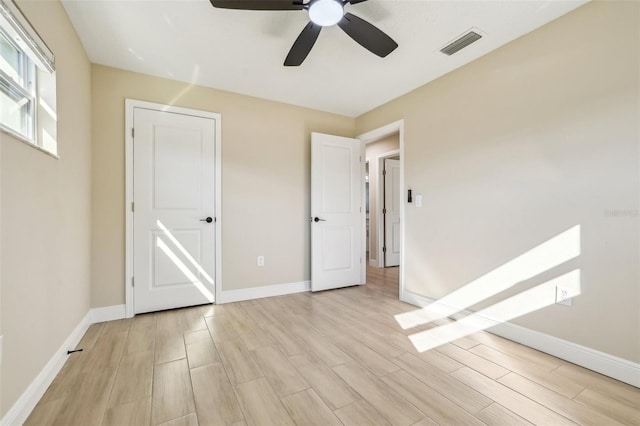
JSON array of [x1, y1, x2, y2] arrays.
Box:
[[209, 0, 398, 66]]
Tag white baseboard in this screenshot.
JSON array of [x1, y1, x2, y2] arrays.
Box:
[[1, 311, 92, 426], [400, 290, 640, 387], [218, 280, 310, 304], [369, 259, 378, 267], [90, 304, 126, 323]]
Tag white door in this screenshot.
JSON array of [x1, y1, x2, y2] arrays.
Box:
[[384, 159, 401, 267], [133, 108, 216, 314], [311, 132, 365, 291]]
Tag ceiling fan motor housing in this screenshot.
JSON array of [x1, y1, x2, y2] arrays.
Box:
[[308, 0, 344, 27]]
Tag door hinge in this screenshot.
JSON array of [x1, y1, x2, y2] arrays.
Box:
[[383, 169, 387, 175], [131, 128, 135, 138], [131, 202, 135, 212], [383, 208, 386, 214], [132, 277, 135, 287], [383, 247, 386, 253]]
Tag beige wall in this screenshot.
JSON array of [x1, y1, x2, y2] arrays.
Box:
[[356, 0, 639, 362], [0, 0, 92, 415], [91, 65, 356, 307], [365, 134, 399, 265]]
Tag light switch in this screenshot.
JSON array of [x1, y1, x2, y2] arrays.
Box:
[[415, 195, 423, 207]]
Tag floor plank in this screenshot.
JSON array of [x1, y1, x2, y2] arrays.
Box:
[[333, 362, 424, 426], [381, 370, 485, 426], [205, 314, 241, 343], [190, 362, 244, 426], [158, 413, 199, 426], [281, 389, 342, 426], [391, 353, 492, 414], [435, 343, 509, 379], [108, 350, 154, 408], [499, 372, 625, 425], [476, 403, 533, 426], [451, 367, 576, 426], [185, 329, 220, 369], [289, 352, 358, 410], [217, 339, 263, 385], [334, 334, 400, 377], [574, 387, 640, 425], [155, 311, 187, 364], [334, 399, 392, 426], [51, 366, 117, 426], [151, 359, 196, 424], [103, 398, 152, 426], [234, 377, 294, 426], [24, 397, 67, 426], [555, 363, 640, 408], [252, 345, 309, 396]]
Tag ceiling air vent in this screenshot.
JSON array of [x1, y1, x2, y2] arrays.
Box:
[[440, 31, 482, 56]]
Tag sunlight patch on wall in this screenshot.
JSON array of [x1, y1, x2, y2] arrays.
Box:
[[409, 269, 581, 352], [395, 225, 581, 330]]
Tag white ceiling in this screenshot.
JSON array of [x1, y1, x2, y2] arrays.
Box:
[[61, 0, 588, 117]]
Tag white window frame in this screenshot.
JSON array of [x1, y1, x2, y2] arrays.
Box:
[[0, 0, 56, 157], [0, 26, 36, 141]]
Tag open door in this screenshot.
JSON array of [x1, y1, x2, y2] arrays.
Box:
[[311, 132, 365, 291], [384, 158, 401, 267]]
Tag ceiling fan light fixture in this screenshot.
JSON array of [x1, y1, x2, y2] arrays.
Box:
[[309, 0, 344, 27]]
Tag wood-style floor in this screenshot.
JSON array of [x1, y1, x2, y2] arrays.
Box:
[[27, 266, 639, 426]]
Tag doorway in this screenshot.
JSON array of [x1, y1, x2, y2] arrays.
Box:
[[359, 120, 405, 297], [125, 100, 222, 317]]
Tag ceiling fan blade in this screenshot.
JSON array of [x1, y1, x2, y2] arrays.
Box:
[[347, 0, 369, 4], [337, 12, 398, 58], [209, 0, 304, 11], [284, 22, 322, 66]]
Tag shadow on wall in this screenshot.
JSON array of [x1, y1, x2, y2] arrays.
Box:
[[396, 226, 581, 352]]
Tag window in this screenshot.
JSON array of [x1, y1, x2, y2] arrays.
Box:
[[0, 27, 35, 139], [0, 0, 56, 155]]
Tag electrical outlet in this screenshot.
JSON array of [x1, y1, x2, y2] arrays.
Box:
[[556, 286, 572, 306], [257, 256, 264, 267]]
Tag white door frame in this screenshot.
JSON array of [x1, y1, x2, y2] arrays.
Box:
[[124, 99, 222, 318], [378, 150, 400, 268], [358, 120, 405, 296]]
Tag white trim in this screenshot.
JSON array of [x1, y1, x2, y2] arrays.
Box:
[[0, 0, 55, 73], [358, 120, 405, 296], [90, 304, 126, 323], [400, 290, 640, 388], [0, 127, 59, 159], [0, 311, 92, 426], [376, 149, 400, 268], [369, 259, 378, 267], [359, 120, 404, 144], [124, 99, 222, 317], [218, 281, 310, 304], [360, 139, 367, 286]]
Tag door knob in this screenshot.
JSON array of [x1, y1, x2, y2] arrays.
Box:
[[313, 217, 326, 222], [200, 217, 213, 223]]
